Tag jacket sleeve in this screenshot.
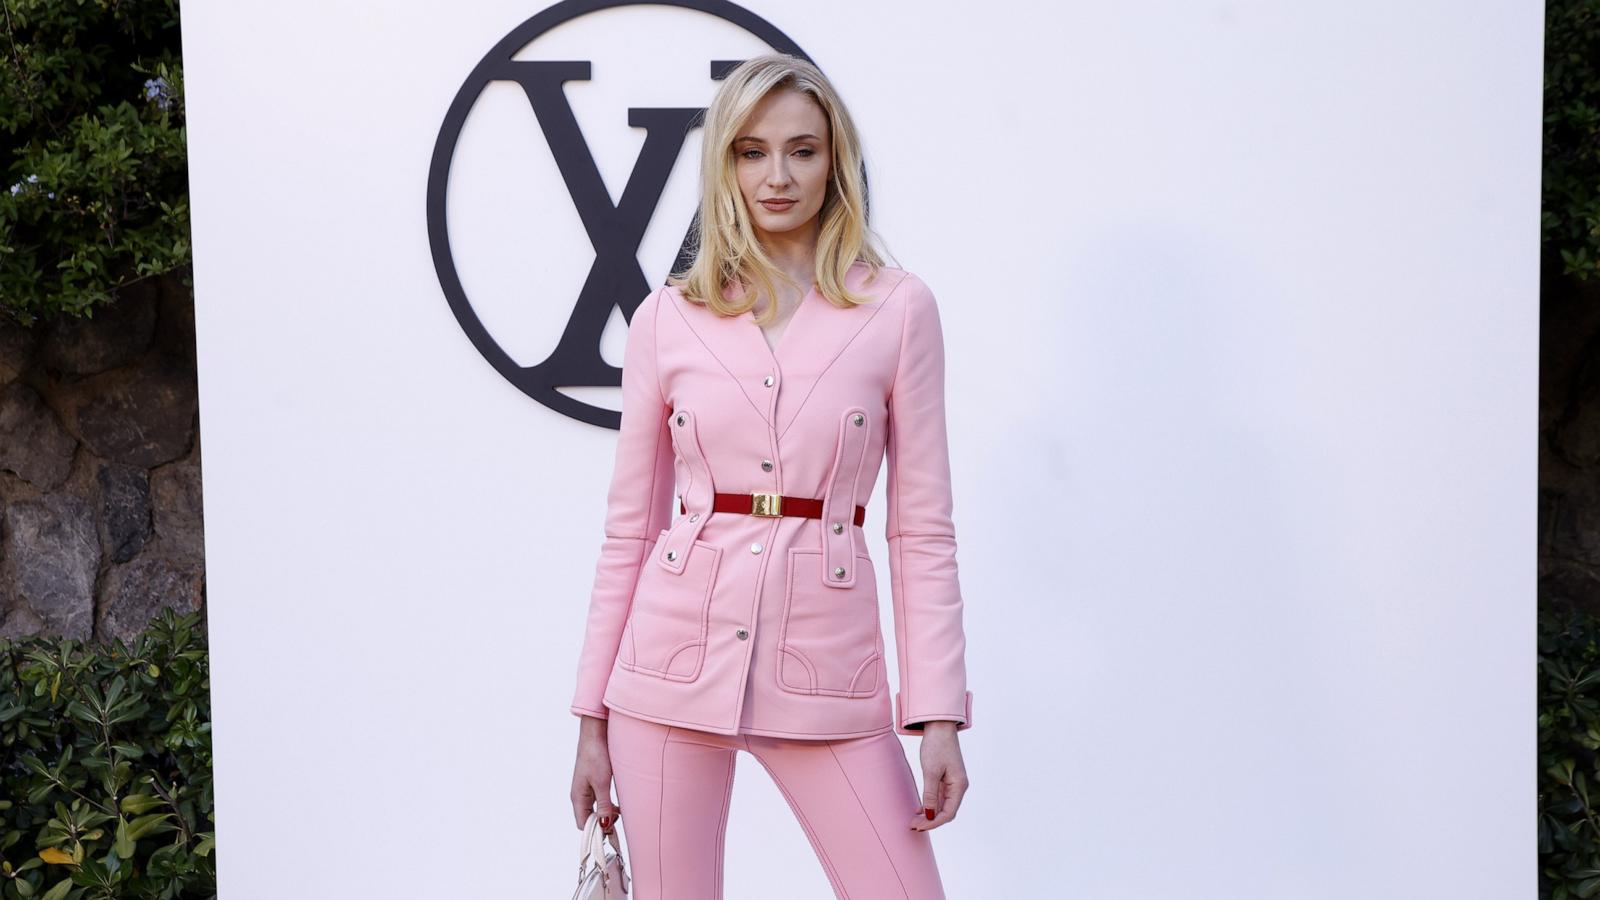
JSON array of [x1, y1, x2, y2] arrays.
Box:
[[570, 287, 676, 720], [884, 274, 974, 735]]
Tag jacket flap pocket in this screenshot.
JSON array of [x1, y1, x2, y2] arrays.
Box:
[[657, 406, 714, 573]]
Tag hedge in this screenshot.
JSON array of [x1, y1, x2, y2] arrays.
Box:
[[0, 609, 214, 900]]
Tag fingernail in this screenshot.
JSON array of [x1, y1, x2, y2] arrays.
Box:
[[601, 816, 611, 828], [924, 807, 935, 820]]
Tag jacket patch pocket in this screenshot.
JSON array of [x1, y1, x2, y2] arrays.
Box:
[[776, 547, 883, 697], [618, 529, 721, 682]]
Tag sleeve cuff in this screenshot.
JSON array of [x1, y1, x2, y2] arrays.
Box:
[[893, 689, 973, 736], [571, 704, 609, 720]]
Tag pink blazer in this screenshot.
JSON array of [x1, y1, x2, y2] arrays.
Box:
[[569, 262, 973, 739]]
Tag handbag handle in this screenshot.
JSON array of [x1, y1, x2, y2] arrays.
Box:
[[579, 811, 623, 874], [572, 810, 628, 899]]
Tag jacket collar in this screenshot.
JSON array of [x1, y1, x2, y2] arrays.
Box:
[[663, 261, 897, 433]]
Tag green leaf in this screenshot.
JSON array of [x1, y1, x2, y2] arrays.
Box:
[[119, 794, 164, 815], [127, 812, 173, 840], [113, 817, 134, 858]]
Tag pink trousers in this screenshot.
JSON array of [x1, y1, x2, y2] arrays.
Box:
[[605, 708, 949, 900]]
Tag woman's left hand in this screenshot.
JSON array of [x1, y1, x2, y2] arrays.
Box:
[[909, 721, 968, 831]]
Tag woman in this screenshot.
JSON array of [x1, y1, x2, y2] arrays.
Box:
[[568, 53, 973, 900]]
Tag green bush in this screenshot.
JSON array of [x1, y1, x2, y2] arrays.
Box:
[[0, 0, 190, 326], [1540, 599, 1600, 899], [0, 609, 214, 900], [1545, 0, 1600, 283]]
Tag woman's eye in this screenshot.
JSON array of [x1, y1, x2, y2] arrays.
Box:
[[739, 147, 814, 160]]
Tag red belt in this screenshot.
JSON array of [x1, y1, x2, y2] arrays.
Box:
[[679, 491, 866, 527]]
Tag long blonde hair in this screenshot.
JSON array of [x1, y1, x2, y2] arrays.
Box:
[[667, 54, 892, 323]]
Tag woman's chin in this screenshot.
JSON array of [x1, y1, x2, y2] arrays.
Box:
[[753, 210, 816, 238]]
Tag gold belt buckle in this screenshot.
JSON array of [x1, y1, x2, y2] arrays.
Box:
[[750, 491, 783, 517]]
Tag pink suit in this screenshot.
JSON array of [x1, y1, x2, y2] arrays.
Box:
[[571, 263, 970, 898], [571, 262, 973, 737]]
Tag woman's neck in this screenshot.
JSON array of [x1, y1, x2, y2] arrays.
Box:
[[757, 221, 821, 294]]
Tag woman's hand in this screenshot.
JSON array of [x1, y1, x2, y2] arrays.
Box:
[[570, 715, 622, 833], [909, 721, 969, 831]]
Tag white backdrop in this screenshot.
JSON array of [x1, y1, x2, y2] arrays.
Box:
[[181, 1, 1540, 897]]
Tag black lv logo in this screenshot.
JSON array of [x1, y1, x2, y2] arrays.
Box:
[[426, 2, 808, 428]]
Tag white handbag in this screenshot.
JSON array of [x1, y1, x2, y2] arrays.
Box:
[[571, 811, 630, 899]]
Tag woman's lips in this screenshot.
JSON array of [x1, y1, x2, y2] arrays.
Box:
[[759, 199, 797, 211]]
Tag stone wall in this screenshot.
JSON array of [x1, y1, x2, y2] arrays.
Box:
[[0, 270, 204, 645]]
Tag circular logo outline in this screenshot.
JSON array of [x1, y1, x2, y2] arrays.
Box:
[[427, 0, 814, 428]]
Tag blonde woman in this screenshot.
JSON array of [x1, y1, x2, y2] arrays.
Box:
[[569, 52, 973, 899]]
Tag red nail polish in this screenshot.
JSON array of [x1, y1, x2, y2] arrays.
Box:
[[601, 816, 611, 828], [924, 807, 935, 820]]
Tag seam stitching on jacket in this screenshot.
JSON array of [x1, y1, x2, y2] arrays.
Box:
[[675, 410, 697, 523], [884, 273, 917, 541], [649, 286, 667, 406], [613, 537, 652, 671], [891, 538, 910, 726], [777, 273, 915, 441], [594, 447, 662, 706], [660, 286, 772, 427], [886, 278, 917, 722], [599, 698, 890, 738], [843, 413, 874, 575]]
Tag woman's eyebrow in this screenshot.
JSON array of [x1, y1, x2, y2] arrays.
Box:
[[733, 133, 823, 144]]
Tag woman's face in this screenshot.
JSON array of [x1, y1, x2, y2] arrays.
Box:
[[733, 88, 832, 246]]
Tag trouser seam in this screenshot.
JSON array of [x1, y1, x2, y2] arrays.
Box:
[[657, 725, 672, 891], [746, 737, 851, 899], [825, 738, 913, 899], [713, 748, 735, 900]]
